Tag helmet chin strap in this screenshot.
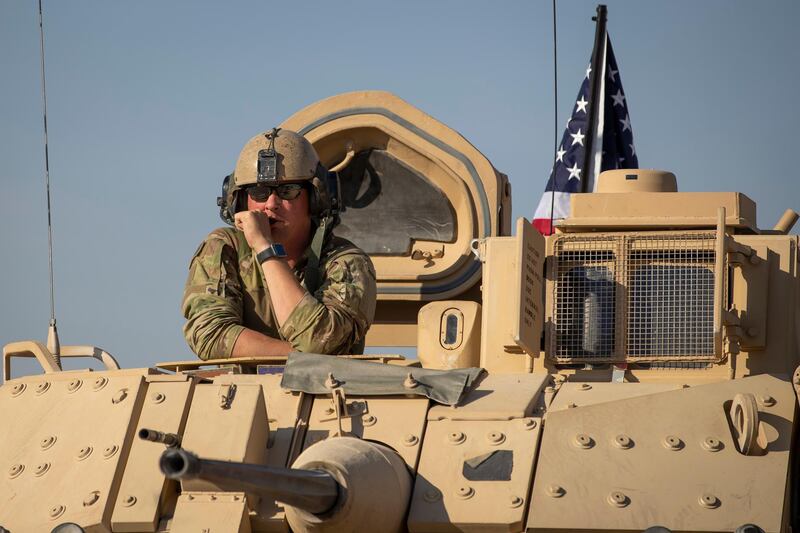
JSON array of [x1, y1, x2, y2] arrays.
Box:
[[303, 215, 333, 294]]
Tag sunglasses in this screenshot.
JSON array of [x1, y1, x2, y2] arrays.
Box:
[[245, 183, 304, 202]]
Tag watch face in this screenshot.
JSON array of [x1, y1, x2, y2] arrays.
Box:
[[273, 243, 287, 257]]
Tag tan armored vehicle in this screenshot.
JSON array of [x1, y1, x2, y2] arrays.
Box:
[[2, 91, 798, 533]]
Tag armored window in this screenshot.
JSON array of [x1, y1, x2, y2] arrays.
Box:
[[335, 149, 456, 255]]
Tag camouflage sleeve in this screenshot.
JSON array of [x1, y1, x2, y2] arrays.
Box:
[[279, 252, 377, 354], [181, 229, 246, 360]]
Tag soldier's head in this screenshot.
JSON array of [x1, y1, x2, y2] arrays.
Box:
[[218, 128, 336, 245]]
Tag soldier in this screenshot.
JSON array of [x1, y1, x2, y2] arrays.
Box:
[[182, 128, 377, 360]]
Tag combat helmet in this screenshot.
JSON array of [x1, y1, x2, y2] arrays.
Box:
[[216, 128, 340, 292], [217, 128, 337, 225]]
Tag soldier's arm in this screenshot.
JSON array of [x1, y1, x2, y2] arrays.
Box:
[[182, 231, 291, 360], [278, 253, 377, 354]]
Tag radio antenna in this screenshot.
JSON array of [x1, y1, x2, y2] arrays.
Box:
[[37, 0, 61, 363]]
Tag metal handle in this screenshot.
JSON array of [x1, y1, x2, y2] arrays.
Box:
[[713, 207, 726, 358], [2, 341, 120, 381]]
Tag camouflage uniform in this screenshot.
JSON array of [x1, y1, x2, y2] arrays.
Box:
[[182, 227, 377, 360]]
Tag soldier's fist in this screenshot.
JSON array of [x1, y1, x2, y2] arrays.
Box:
[[234, 211, 273, 252]]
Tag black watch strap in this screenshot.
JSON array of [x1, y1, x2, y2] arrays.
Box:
[[256, 243, 287, 264]]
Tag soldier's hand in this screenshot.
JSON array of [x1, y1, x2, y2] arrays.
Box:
[[234, 211, 273, 252]]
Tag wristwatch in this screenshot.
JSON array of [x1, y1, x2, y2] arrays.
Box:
[[255, 243, 287, 264]]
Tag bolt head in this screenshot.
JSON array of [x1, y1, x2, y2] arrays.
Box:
[[456, 486, 474, 499], [34, 462, 50, 476], [103, 445, 119, 459], [663, 435, 684, 450], [573, 433, 594, 449], [83, 491, 100, 507], [702, 437, 723, 452], [77, 446, 93, 460], [67, 379, 82, 392], [11, 383, 26, 396], [614, 434, 633, 449], [759, 395, 776, 407], [93, 377, 108, 390], [423, 489, 441, 503], [35, 381, 50, 394], [522, 418, 537, 430], [546, 484, 565, 498], [509, 495, 523, 508], [361, 414, 377, 426], [487, 431, 506, 445], [447, 431, 466, 445], [48, 504, 65, 519], [402, 434, 419, 447], [607, 491, 629, 507], [123, 495, 137, 507], [699, 493, 720, 509], [151, 392, 166, 404], [579, 383, 592, 390], [40, 436, 56, 450], [8, 464, 24, 478]]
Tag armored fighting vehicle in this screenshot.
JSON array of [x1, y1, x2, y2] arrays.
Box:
[[2, 91, 798, 532]]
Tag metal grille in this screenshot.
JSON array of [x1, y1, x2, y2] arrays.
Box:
[[550, 232, 720, 363]]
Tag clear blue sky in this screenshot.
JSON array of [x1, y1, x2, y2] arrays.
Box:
[[2, 1, 798, 373]]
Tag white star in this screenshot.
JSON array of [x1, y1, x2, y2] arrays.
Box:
[[569, 128, 585, 146], [608, 67, 618, 82], [629, 143, 636, 156], [567, 162, 582, 180], [585, 65, 592, 79], [620, 115, 631, 132], [556, 145, 566, 162], [611, 89, 625, 107], [575, 96, 588, 113]]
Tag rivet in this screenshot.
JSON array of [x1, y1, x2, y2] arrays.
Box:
[[67, 379, 82, 393], [209, 494, 217, 501], [323, 407, 335, 415], [698, 493, 720, 509], [546, 484, 565, 498], [613, 434, 633, 449], [34, 462, 51, 476], [324, 373, 340, 389], [48, 504, 65, 519], [112, 389, 128, 404], [522, 418, 537, 430], [35, 381, 51, 394], [103, 445, 119, 459], [403, 372, 419, 389], [403, 434, 419, 447], [567, 402, 578, 409], [573, 433, 594, 449], [93, 377, 108, 391], [456, 486, 474, 500], [186, 494, 195, 501], [77, 446, 93, 461], [759, 395, 776, 407], [122, 494, 137, 507], [447, 431, 466, 445], [579, 383, 592, 390], [150, 392, 166, 404], [40, 435, 57, 450], [232, 495, 240, 501], [8, 464, 24, 478], [11, 383, 26, 396], [361, 414, 377, 426], [487, 431, 506, 445], [83, 491, 100, 507], [509, 495, 524, 508], [423, 489, 441, 502], [662, 435, 683, 451], [701, 437, 722, 452], [607, 491, 629, 507]]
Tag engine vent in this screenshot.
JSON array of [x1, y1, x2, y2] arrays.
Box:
[[549, 232, 722, 363]]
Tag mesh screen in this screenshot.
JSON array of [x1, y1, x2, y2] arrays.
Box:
[[550, 232, 719, 363]]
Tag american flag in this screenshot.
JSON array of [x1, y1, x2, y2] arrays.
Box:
[[533, 33, 638, 235]]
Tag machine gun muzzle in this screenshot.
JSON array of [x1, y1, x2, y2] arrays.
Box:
[[159, 448, 339, 515]]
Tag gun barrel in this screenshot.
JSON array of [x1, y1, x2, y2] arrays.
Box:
[[159, 448, 339, 515], [139, 428, 181, 447]]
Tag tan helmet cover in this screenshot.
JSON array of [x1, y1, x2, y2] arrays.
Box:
[[233, 128, 320, 188]]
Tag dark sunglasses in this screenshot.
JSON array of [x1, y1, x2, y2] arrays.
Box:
[[245, 183, 304, 202]]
